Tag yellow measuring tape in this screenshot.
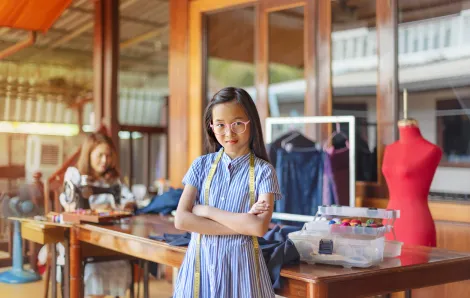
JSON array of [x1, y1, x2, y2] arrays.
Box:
[[193, 149, 262, 298]]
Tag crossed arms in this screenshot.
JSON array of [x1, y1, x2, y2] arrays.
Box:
[[174, 185, 273, 237]]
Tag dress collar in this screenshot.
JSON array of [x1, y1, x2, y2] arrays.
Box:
[[219, 148, 251, 167]]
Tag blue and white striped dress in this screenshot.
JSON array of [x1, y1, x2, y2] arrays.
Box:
[[173, 149, 282, 298]]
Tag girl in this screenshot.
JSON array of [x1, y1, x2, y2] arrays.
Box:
[[59, 132, 135, 298], [174, 87, 282, 298]]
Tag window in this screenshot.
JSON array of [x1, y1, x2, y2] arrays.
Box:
[[436, 99, 470, 167]]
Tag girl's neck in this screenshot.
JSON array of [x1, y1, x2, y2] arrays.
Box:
[[224, 146, 251, 160], [399, 125, 422, 143]]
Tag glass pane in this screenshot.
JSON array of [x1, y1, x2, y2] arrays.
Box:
[[206, 7, 256, 101], [268, 7, 305, 118], [398, 1, 470, 198], [332, 0, 378, 183]]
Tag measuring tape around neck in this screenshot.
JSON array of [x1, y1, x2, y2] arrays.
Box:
[[193, 150, 262, 298]]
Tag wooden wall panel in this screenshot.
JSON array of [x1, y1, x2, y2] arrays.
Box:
[[412, 221, 470, 298], [169, 0, 190, 187], [376, 0, 399, 185]]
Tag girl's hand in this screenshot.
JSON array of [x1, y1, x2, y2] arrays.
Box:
[[192, 205, 209, 218], [248, 199, 270, 215]]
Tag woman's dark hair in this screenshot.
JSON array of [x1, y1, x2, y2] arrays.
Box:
[[204, 87, 270, 163]]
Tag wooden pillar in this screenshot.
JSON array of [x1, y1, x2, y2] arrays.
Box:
[[256, 1, 269, 138], [93, 0, 104, 131], [376, 0, 399, 185], [168, 0, 189, 187], [94, 0, 120, 153], [304, 0, 318, 118], [317, 0, 332, 138]]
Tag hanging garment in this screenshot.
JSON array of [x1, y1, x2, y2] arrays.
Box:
[[327, 147, 350, 206], [267, 131, 316, 168], [275, 148, 337, 223]]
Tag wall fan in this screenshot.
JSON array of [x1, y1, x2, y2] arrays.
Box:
[[0, 185, 42, 284]]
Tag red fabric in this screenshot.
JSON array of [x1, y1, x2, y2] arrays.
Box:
[[382, 126, 442, 249], [0, 0, 72, 32]]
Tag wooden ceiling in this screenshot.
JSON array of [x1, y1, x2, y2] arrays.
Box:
[[0, 0, 168, 76]]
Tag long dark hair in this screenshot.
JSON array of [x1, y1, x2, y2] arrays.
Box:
[[203, 87, 270, 163]]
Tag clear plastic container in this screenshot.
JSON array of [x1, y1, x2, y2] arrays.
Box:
[[304, 220, 390, 237], [288, 229, 385, 268], [384, 240, 403, 258], [318, 205, 400, 220], [287, 205, 400, 268]]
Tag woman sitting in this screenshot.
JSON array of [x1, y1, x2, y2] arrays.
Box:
[[60, 132, 135, 298]]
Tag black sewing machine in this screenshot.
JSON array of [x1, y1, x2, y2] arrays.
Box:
[[62, 168, 122, 210]]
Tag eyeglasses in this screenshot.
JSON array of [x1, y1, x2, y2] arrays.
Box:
[[210, 120, 250, 135]]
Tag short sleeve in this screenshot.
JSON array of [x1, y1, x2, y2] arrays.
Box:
[[182, 156, 204, 190], [258, 164, 282, 201]]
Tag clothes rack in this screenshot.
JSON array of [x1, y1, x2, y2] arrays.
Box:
[[265, 116, 356, 223]]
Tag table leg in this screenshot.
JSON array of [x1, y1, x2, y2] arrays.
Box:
[[29, 241, 38, 273], [143, 260, 149, 298], [64, 232, 70, 298], [307, 282, 328, 298], [405, 289, 412, 298], [70, 227, 82, 298], [172, 267, 178, 291], [51, 243, 57, 298]]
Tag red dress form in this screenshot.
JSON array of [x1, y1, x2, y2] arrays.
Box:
[[382, 125, 442, 247]]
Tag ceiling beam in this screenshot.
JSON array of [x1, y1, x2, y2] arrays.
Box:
[[67, 6, 165, 27], [120, 25, 168, 50], [48, 0, 140, 50]]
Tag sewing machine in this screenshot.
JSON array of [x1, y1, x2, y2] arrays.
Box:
[[62, 167, 122, 210]]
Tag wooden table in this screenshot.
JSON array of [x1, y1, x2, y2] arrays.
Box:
[[68, 215, 470, 298], [12, 217, 71, 298]]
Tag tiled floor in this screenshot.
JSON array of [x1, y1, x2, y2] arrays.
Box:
[[0, 266, 173, 298]]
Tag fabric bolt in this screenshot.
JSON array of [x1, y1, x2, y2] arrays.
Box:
[[173, 149, 282, 298]]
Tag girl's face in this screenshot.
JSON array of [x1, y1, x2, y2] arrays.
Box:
[[90, 143, 112, 175], [211, 101, 251, 157]]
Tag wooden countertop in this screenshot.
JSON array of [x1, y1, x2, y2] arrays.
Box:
[[76, 215, 470, 297]]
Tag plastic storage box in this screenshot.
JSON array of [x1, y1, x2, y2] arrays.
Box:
[[288, 205, 401, 268]]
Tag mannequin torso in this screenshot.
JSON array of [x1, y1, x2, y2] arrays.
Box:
[[382, 125, 442, 247]]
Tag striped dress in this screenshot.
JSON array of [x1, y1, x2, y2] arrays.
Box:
[[173, 149, 282, 298]]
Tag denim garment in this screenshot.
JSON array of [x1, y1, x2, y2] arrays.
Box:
[[275, 148, 331, 219], [135, 188, 183, 215]]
